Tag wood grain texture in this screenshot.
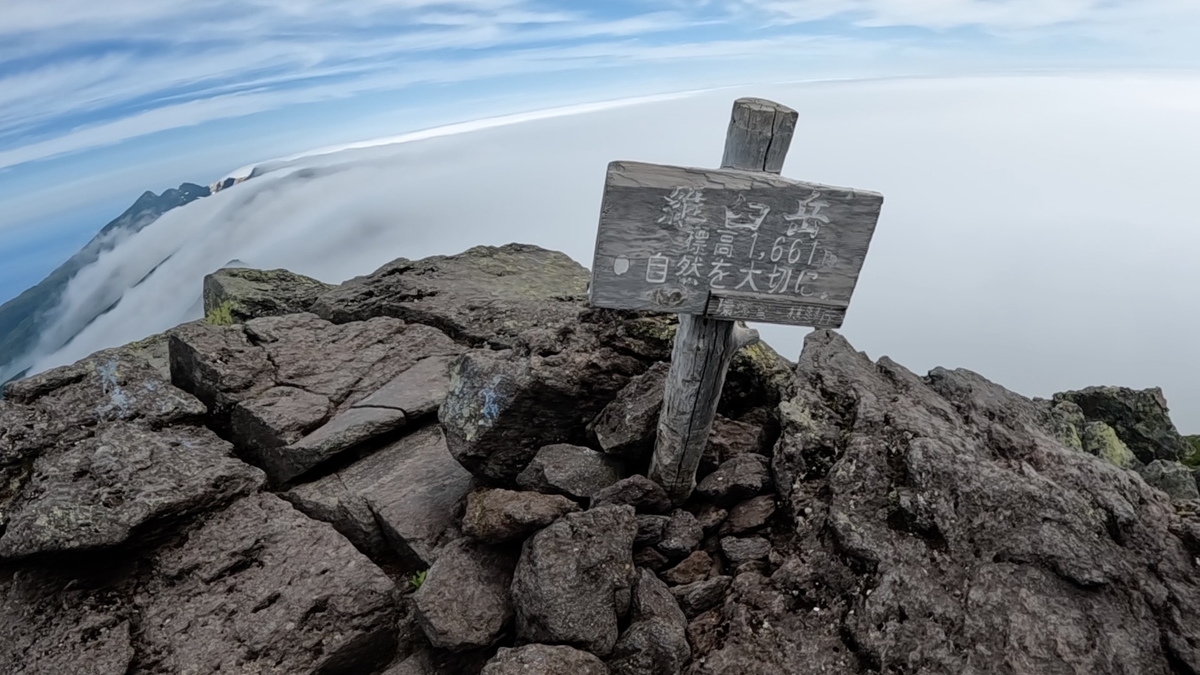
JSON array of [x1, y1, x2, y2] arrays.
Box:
[[646, 97, 801, 504], [589, 161, 883, 327], [648, 313, 738, 502]]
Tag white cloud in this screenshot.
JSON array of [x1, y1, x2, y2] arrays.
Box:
[[24, 75, 1200, 433]]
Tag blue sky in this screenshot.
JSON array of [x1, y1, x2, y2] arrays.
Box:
[[2, 0, 1200, 300]]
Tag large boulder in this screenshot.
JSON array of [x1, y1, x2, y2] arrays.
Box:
[[512, 505, 638, 657], [283, 426, 472, 566], [413, 539, 515, 651], [1054, 386, 1192, 464], [310, 244, 587, 348], [133, 493, 399, 674], [0, 346, 258, 561], [202, 267, 333, 325], [710, 329, 1200, 674], [1138, 460, 1200, 500], [439, 347, 644, 485], [1, 493, 401, 675]]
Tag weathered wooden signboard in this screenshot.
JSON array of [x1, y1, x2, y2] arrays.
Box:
[[589, 161, 884, 328]]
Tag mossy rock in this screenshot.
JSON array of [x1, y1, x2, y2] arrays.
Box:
[[1081, 421, 1138, 470], [203, 267, 333, 324]]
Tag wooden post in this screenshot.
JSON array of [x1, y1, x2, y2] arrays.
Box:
[[648, 98, 798, 504]]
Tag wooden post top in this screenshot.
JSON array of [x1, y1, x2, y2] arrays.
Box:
[[721, 98, 798, 174]]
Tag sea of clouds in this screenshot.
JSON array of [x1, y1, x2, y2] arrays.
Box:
[[24, 75, 1200, 430]]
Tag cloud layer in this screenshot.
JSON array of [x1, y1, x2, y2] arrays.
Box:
[[26, 75, 1200, 431]]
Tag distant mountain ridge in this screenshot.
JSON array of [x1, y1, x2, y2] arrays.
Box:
[[0, 182, 211, 383]]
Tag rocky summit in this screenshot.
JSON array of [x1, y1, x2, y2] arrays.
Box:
[[2, 242, 1199, 675]]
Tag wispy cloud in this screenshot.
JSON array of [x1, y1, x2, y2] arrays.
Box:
[[2, 0, 1198, 172]]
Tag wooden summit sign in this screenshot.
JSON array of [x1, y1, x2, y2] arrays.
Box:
[[590, 164, 883, 327], [587, 97, 885, 505]]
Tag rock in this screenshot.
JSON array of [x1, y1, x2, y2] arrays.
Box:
[[0, 571, 134, 675], [283, 426, 472, 565], [312, 244, 590, 347], [657, 510, 703, 559], [1138, 460, 1200, 500], [512, 505, 638, 657], [169, 313, 462, 478], [134, 493, 399, 674], [440, 347, 643, 485], [516, 444, 623, 499], [1055, 385, 1192, 464], [202, 267, 333, 324], [692, 504, 728, 534], [591, 476, 672, 514], [414, 539, 515, 651], [670, 576, 731, 619], [608, 569, 690, 675], [739, 329, 1200, 674], [701, 415, 768, 474], [662, 551, 714, 586], [633, 547, 671, 571], [1048, 399, 1087, 450], [720, 536, 771, 565], [0, 424, 264, 560], [719, 341, 793, 418], [481, 644, 610, 675], [695, 455, 771, 506], [720, 495, 776, 536], [635, 515, 671, 547], [1081, 420, 1139, 469], [589, 362, 669, 460], [461, 488, 580, 544], [228, 385, 332, 458]]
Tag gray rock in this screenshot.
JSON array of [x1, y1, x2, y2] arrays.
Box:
[[1138, 460, 1200, 500], [608, 569, 690, 675], [589, 362, 669, 460], [516, 444, 623, 499], [482, 644, 610, 675], [283, 426, 472, 566], [169, 313, 462, 474], [133, 493, 399, 675], [658, 510, 703, 559], [440, 348, 642, 485], [1081, 420, 1139, 469], [635, 515, 671, 547], [229, 385, 332, 460], [513, 505, 638, 657], [670, 576, 731, 619], [414, 539, 515, 651], [312, 244, 590, 348], [695, 454, 771, 506], [1054, 385, 1192, 464], [202, 266, 333, 324], [662, 551, 714, 586], [0, 424, 264, 560], [720, 536, 771, 565], [591, 475, 672, 514], [0, 571, 134, 675], [693, 504, 728, 535], [462, 488, 580, 544], [720, 495, 776, 536], [700, 415, 769, 474]]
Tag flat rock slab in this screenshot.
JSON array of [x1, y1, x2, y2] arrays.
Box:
[[284, 426, 472, 566], [481, 645, 610, 675], [0, 571, 135, 675], [413, 539, 515, 651], [513, 505, 638, 657], [516, 444, 623, 499], [720, 495, 776, 536], [461, 488, 580, 544], [695, 454, 771, 506], [267, 406, 406, 484], [0, 424, 264, 560], [311, 244, 590, 348], [134, 493, 399, 675]]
